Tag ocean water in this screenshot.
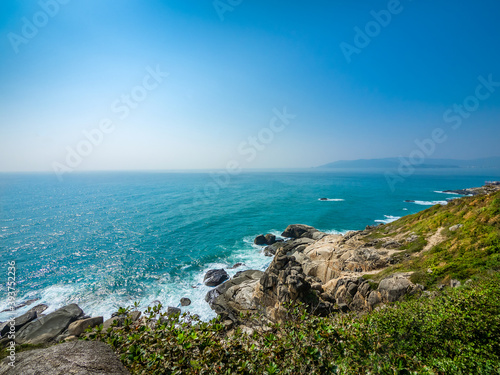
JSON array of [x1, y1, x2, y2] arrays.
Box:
[[1, 168, 499, 322]]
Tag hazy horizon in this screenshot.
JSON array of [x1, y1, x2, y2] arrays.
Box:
[[1, 1, 500, 175]]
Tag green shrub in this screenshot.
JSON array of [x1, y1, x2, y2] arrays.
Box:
[[87, 274, 500, 374]]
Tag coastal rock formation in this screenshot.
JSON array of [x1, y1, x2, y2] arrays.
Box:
[[15, 304, 84, 345], [0, 310, 37, 337], [281, 224, 328, 241], [443, 181, 500, 196], [204, 269, 229, 287], [207, 224, 422, 324], [0, 341, 130, 375], [254, 233, 278, 246], [205, 270, 264, 322], [180, 297, 191, 306]]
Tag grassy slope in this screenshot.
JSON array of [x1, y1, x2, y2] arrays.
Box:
[[363, 191, 500, 288]]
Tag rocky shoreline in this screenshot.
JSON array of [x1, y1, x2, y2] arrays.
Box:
[[2, 181, 499, 373]]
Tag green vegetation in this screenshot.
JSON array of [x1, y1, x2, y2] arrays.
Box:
[[364, 191, 500, 287], [87, 275, 500, 374], [85, 191, 500, 374]]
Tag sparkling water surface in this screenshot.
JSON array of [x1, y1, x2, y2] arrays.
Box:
[[1, 169, 499, 321]]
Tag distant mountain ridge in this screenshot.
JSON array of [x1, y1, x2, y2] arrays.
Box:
[[319, 157, 500, 169]]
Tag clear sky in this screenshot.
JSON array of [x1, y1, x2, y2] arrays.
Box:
[[1, 0, 500, 172]]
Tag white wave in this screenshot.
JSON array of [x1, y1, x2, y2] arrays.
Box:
[[318, 198, 345, 202], [434, 191, 460, 195], [375, 215, 401, 224], [410, 200, 448, 206]]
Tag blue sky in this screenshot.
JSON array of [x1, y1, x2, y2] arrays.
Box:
[[1, 0, 499, 172]]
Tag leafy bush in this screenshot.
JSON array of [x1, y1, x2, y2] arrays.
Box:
[[86, 274, 500, 374]]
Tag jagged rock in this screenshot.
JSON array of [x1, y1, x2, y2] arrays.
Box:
[[27, 304, 48, 316], [229, 263, 245, 269], [450, 279, 462, 288], [264, 241, 287, 257], [15, 304, 84, 345], [207, 270, 264, 322], [68, 317, 103, 337], [204, 269, 229, 287], [255, 234, 278, 246], [254, 235, 267, 245], [0, 341, 130, 374], [0, 298, 39, 313], [281, 224, 324, 240], [180, 298, 191, 306], [378, 275, 413, 303], [0, 310, 37, 337], [265, 234, 277, 245]]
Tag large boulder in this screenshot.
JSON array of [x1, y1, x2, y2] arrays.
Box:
[[67, 317, 103, 337], [378, 275, 414, 303], [0, 341, 130, 374], [281, 224, 327, 240], [254, 234, 278, 246], [204, 269, 229, 287], [15, 304, 84, 345], [0, 310, 37, 337], [206, 270, 264, 322]]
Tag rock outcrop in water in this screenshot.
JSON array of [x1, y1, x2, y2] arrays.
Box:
[[207, 223, 425, 326]]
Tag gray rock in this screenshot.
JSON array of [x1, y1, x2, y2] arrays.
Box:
[[281, 224, 320, 239], [27, 304, 48, 316], [167, 307, 181, 316], [204, 269, 229, 287], [180, 298, 191, 306], [254, 233, 277, 246], [450, 279, 462, 288], [229, 263, 245, 269], [378, 275, 413, 303], [207, 270, 264, 322], [0, 310, 37, 337], [15, 304, 84, 345], [102, 311, 141, 331], [449, 224, 463, 232], [68, 317, 103, 337], [254, 235, 267, 245], [264, 234, 277, 245], [367, 290, 382, 308], [263, 242, 287, 257], [0, 340, 130, 374]]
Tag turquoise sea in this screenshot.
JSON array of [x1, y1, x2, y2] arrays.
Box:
[[1, 169, 500, 321]]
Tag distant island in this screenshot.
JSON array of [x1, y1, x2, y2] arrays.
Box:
[[319, 156, 500, 169]]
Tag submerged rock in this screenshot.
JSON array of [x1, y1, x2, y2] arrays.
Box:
[[204, 269, 229, 287]]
